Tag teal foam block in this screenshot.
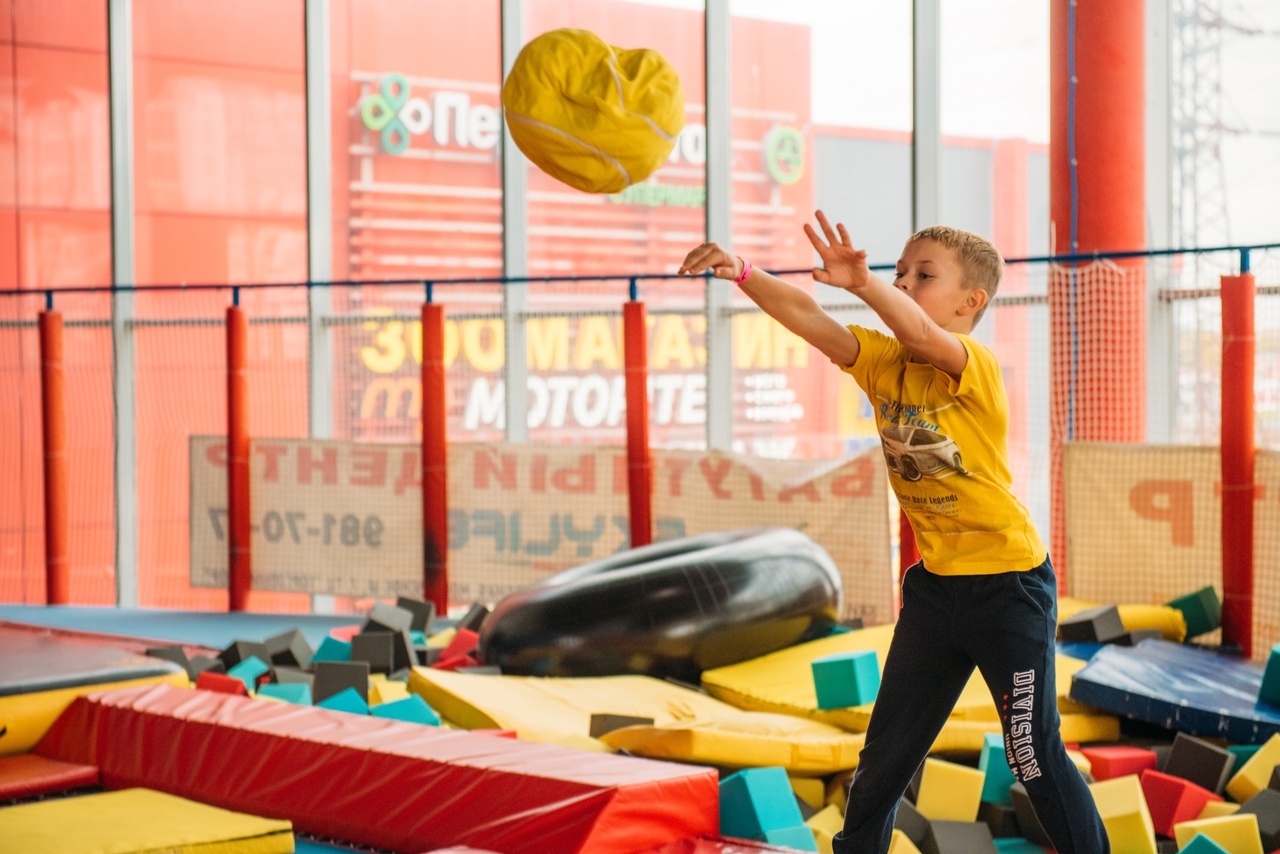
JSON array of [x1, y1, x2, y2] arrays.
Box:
[[811, 649, 880, 709], [257, 682, 311, 705], [1228, 743, 1261, 775], [316, 686, 370, 715], [760, 825, 818, 851], [226, 656, 270, 693], [1260, 642, 1280, 708], [1165, 586, 1221, 639], [979, 732, 1016, 805], [313, 636, 352, 663], [1178, 833, 1230, 854], [720, 767, 805, 838], [371, 694, 441, 725], [994, 840, 1050, 853]]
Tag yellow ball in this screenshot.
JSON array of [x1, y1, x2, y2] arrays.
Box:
[[502, 28, 685, 194]]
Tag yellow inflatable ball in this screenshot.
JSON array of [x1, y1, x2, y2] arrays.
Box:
[[502, 28, 685, 194]]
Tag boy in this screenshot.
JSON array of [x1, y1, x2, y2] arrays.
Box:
[[678, 212, 1109, 854]]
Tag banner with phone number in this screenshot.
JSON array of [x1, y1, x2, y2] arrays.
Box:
[[190, 437, 892, 622]]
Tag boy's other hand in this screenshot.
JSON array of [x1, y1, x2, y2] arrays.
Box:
[[804, 210, 869, 291], [678, 243, 742, 281]]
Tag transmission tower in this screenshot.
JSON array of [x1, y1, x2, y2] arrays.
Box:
[[1171, 0, 1261, 248]]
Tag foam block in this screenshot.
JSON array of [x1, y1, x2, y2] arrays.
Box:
[[351, 632, 395, 674], [811, 649, 880, 709], [312, 637, 352, 663], [916, 757, 986, 822], [1165, 586, 1221, 639], [363, 601, 414, 634], [806, 803, 843, 846], [371, 694, 440, 725], [265, 628, 313, 669], [1009, 783, 1052, 848], [1139, 769, 1222, 838], [1227, 744, 1261, 776], [440, 628, 480, 662], [791, 776, 826, 812], [226, 656, 270, 693], [979, 733, 1016, 805], [920, 820, 997, 853], [395, 596, 436, 632], [195, 671, 248, 696], [888, 829, 924, 854], [1235, 787, 1280, 850], [760, 825, 818, 850], [1198, 800, 1240, 819], [1165, 732, 1234, 795], [316, 686, 371, 715], [187, 654, 226, 676], [977, 801, 1020, 838], [893, 796, 929, 847], [1172, 814, 1263, 854], [218, 640, 272, 671], [1260, 642, 1280, 708], [369, 679, 409, 706], [455, 602, 491, 633], [257, 683, 311, 705], [1089, 775, 1157, 854], [145, 645, 194, 680], [1227, 733, 1280, 803], [990, 838, 1045, 853], [1174, 835, 1229, 854], [720, 766, 806, 839], [312, 660, 370, 705], [1058, 604, 1126, 643]]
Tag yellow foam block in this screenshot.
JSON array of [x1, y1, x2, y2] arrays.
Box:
[[369, 679, 409, 706], [0, 787, 293, 853], [1197, 800, 1240, 819], [1173, 814, 1263, 854], [916, 757, 985, 822], [808, 804, 844, 854], [1089, 775, 1157, 854], [699, 624, 1114, 733], [425, 627, 456, 649], [1067, 747, 1092, 775], [888, 828, 923, 854], [1226, 732, 1280, 803], [1059, 597, 1188, 642], [791, 776, 827, 811], [408, 668, 864, 774], [0, 671, 190, 757]]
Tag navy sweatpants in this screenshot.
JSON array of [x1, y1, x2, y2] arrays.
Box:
[[831, 558, 1109, 854]]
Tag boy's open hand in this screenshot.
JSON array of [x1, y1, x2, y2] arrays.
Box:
[[678, 243, 742, 281], [805, 210, 869, 291]]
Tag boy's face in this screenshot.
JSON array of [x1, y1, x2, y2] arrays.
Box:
[[894, 238, 983, 332]]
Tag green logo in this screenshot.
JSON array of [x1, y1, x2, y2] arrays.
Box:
[[764, 127, 805, 185], [360, 74, 412, 155]]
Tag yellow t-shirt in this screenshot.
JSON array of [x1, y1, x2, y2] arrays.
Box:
[[842, 326, 1047, 575]]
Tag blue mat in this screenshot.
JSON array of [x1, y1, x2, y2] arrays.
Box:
[[0, 605, 357, 652], [1068, 638, 1280, 744]]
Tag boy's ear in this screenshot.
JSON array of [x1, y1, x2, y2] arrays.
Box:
[[959, 287, 988, 317]]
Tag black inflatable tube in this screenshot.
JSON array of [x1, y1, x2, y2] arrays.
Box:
[[477, 527, 843, 682]]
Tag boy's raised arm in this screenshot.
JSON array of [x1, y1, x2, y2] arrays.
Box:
[[678, 243, 860, 367]]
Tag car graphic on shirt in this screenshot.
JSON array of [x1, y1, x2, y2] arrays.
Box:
[[879, 425, 968, 481]]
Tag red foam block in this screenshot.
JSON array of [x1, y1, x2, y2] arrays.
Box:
[[1080, 745, 1158, 780], [440, 628, 479, 661], [195, 671, 248, 696], [36, 683, 717, 854], [1140, 768, 1222, 837]]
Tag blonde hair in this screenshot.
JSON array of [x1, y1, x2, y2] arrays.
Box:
[[905, 225, 1003, 325]]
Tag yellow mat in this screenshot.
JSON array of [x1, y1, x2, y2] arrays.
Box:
[[1059, 597, 1188, 641], [409, 668, 865, 774], [0, 787, 293, 854], [0, 672, 190, 757], [700, 625, 1118, 746]]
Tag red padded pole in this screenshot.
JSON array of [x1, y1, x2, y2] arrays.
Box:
[[1220, 272, 1255, 656], [623, 300, 653, 547], [39, 309, 69, 605], [421, 301, 449, 613], [226, 305, 251, 612]]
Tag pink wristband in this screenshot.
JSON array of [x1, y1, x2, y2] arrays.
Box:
[[733, 256, 753, 284]]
